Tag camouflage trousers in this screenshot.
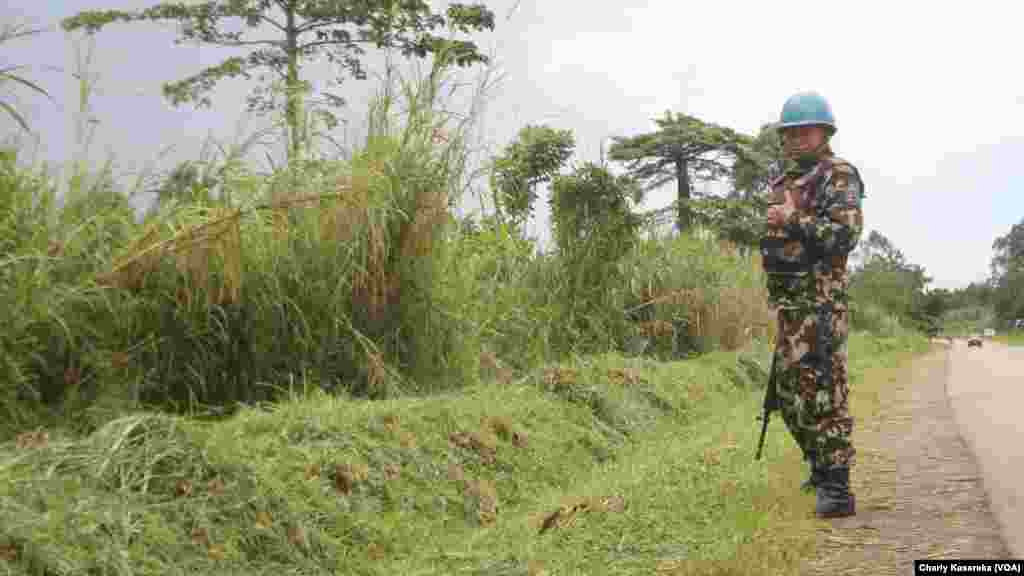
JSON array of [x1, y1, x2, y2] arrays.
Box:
[[772, 304, 855, 470]]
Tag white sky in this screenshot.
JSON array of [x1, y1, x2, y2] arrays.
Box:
[[3, 0, 1022, 290]]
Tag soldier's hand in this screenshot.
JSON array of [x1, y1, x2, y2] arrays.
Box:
[[767, 190, 797, 227]]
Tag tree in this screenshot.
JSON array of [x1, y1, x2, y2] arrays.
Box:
[[151, 160, 219, 207], [850, 230, 933, 326], [607, 111, 745, 232], [62, 1, 496, 161], [489, 124, 575, 229], [549, 161, 643, 352], [731, 122, 782, 200], [921, 288, 952, 319], [991, 220, 1024, 279], [990, 218, 1024, 321], [993, 270, 1024, 322], [856, 230, 908, 270], [549, 161, 642, 262], [687, 196, 765, 250]]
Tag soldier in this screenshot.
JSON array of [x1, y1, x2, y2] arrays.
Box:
[[760, 91, 864, 518]]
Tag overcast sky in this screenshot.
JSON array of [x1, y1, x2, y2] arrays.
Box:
[[3, 0, 1022, 290]]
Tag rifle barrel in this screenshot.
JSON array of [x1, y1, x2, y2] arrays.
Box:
[[756, 412, 769, 460]]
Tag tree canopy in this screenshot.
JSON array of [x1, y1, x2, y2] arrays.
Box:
[[489, 124, 575, 228], [62, 0, 496, 160], [990, 219, 1024, 321], [607, 111, 745, 231]]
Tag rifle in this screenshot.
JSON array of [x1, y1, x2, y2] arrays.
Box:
[[755, 351, 779, 461]]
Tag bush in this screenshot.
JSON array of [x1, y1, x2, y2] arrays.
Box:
[[849, 300, 903, 337]]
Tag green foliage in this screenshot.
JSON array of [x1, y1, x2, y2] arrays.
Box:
[[608, 111, 745, 231], [0, 54, 497, 436], [445, 214, 553, 366], [489, 124, 575, 227], [688, 195, 767, 249], [731, 123, 782, 199], [550, 162, 641, 260], [942, 305, 995, 336], [849, 301, 904, 337], [546, 162, 643, 352], [0, 146, 139, 436], [624, 230, 773, 356], [993, 269, 1024, 321], [153, 161, 218, 206], [921, 288, 951, 319], [991, 220, 1024, 277], [849, 230, 932, 327], [990, 219, 1024, 321], [61, 0, 496, 159], [917, 281, 997, 335], [1, 133, 778, 433]]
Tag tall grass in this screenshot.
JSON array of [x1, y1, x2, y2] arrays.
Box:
[[2, 37, 904, 446]]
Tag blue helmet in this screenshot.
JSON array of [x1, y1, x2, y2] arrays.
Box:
[[778, 91, 836, 135]]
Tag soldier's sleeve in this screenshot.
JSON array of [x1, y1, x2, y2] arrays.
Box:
[[783, 163, 864, 257]]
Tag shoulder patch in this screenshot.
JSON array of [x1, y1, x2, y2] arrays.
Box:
[[823, 156, 865, 206]]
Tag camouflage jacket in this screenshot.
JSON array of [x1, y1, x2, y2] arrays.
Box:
[[760, 154, 864, 310]]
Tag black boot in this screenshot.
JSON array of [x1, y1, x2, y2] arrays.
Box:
[[815, 467, 856, 518], [801, 452, 824, 493]]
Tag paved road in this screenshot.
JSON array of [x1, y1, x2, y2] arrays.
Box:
[[946, 338, 1024, 557]]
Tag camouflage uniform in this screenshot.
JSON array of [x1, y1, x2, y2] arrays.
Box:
[[762, 145, 864, 472]]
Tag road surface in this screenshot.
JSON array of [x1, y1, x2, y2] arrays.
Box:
[[947, 338, 1024, 557]]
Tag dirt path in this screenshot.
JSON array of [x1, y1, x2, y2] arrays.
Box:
[[803, 344, 1010, 575]]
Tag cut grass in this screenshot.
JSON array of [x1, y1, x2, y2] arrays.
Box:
[[0, 331, 929, 575]]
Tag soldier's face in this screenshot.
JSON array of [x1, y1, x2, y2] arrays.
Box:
[[782, 125, 827, 153]]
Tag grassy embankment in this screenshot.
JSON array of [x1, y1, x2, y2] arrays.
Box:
[[0, 332, 928, 576]]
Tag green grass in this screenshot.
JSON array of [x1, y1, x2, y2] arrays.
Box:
[[993, 331, 1024, 346], [0, 329, 928, 576]]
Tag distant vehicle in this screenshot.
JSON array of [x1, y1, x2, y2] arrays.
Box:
[[983, 328, 995, 338], [968, 335, 983, 348]]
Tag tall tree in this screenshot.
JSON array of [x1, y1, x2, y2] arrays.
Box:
[[62, 1, 496, 161], [607, 111, 744, 232], [850, 230, 933, 324], [991, 220, 1024, 278], [990, 218, 1024, 321], [855, 230, 908, 269]]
